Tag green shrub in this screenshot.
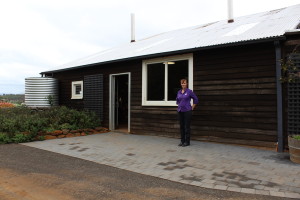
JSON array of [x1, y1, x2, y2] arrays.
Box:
[[44, 127, 56, 133], [12, 133, 31, 143], [0, 133, 12, 144], [59, 123, 77, 130], [0, 106, 101, 144], [292, 135, 300, 140], [37, 136, 45, 141]]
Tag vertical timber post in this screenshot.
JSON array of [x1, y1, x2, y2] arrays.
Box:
[[275, 41, 284, 152]]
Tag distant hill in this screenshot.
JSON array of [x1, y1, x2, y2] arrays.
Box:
[[0, 94, 25, 104]]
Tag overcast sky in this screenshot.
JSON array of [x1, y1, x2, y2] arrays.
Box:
[[0, 0, 300, 94]]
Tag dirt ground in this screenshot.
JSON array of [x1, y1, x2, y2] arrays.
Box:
[[0, 144, 291, 200], [0, 168, 75, 200]]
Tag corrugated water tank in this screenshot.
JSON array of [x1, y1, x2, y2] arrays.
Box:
[[25, 77, 58, 107]]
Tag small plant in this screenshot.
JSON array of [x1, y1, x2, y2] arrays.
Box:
[[59, 123, 77, 130], [0, 133, 12, 144], [44, 127, 56, 133], [37, 136, 45, 141], [46, 95, 54, 107], [280, 44, 300, 83], [12, 133, 30, 143], [292, 135, 300, 140]]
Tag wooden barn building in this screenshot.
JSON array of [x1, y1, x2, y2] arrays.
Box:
[[41, 4, 300, 151]]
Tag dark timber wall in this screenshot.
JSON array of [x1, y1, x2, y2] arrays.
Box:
[[53, 42, 278, 147], [192, 42, 277, 146]]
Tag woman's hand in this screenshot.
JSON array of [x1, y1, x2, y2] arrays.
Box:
[[192, 104, 197, 110]]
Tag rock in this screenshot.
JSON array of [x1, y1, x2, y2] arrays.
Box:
[[87, 131, 94, 135], [62, 129, 69, 134], [91, 130, 100, 134], [57, 135, 66, 138], [81, 133, 87, 136], [45, 135, 57, 140], [70, 130, 78, 134], [95, 127, 104, 131], [38, 131, 46, 136], [66, 133, 74, 138], [51, 130, 63, 136], [74, 133, 81, 137]]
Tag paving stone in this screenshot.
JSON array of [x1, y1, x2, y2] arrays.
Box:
[[245, 180, 260, 185], [227, 187, 242, 192], [190, 181, 203, 187], [254, 185, 265, 190], [285, 192, 300, 199], [180, 179, 193, 184], [241, 188, 255, 194], [212, 169, 223, 173], [270, 191, 285, 197], [214, 181, 228, 186], [228, 183, 239, 187], [268, 187, 280, 192], [264, 186, 279, 192], [201, 183, 215, 189], [288, 186, 300, 193], [213, 177, 227, 181], [214, 185, 228, 190], [255, 190, 270, 195], [202, 179, 215, 184]]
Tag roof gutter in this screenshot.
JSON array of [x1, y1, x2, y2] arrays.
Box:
[[41, 36, 286, 75], [284, 29, 300, 35]]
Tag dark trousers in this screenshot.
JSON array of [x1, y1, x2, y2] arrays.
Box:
[[178, 110, 192, 144]]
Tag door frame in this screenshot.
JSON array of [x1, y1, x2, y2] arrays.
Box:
[[109, 72, 131, 132]]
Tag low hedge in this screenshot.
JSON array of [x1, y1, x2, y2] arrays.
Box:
[[0, 106, 101, 144]]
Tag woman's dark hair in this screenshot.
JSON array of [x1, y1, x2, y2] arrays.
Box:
[[180, 79, 188, 84]]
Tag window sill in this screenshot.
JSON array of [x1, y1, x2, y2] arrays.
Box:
[[71, 96, 83, 100], [142, 101, 177, 106]]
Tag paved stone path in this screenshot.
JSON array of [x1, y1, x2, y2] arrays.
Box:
[[23, 132, 300, 199]]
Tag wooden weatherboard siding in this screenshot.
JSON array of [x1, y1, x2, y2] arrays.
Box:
[[192, 42, 277, 145], [53, 42, 278, 147]]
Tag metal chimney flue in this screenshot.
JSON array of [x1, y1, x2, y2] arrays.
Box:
[[228, 0, 234, 23], [131, 13, 135, 42]]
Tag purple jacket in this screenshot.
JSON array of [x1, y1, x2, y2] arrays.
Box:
[[176, 88, 199, 112]]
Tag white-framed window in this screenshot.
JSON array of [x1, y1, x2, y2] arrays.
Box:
[[142, 54, 193, 106], [71, 81, 83, 99]]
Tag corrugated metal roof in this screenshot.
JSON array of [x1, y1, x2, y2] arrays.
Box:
[[44, 4, 300, 73]]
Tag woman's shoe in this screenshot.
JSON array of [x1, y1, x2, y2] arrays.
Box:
[[182, 143, 190, 147]]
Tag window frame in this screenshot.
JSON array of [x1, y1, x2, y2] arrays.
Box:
[[142, 54, 193, 106], [71, 81, 83, 99]]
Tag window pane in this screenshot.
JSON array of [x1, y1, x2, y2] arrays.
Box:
[[147, 63, 165, 101], [75, 85, 81, 95], [167, 60, 188, 101]]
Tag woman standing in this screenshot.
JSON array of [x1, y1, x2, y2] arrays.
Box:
[[176, 79, 198, 147]]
